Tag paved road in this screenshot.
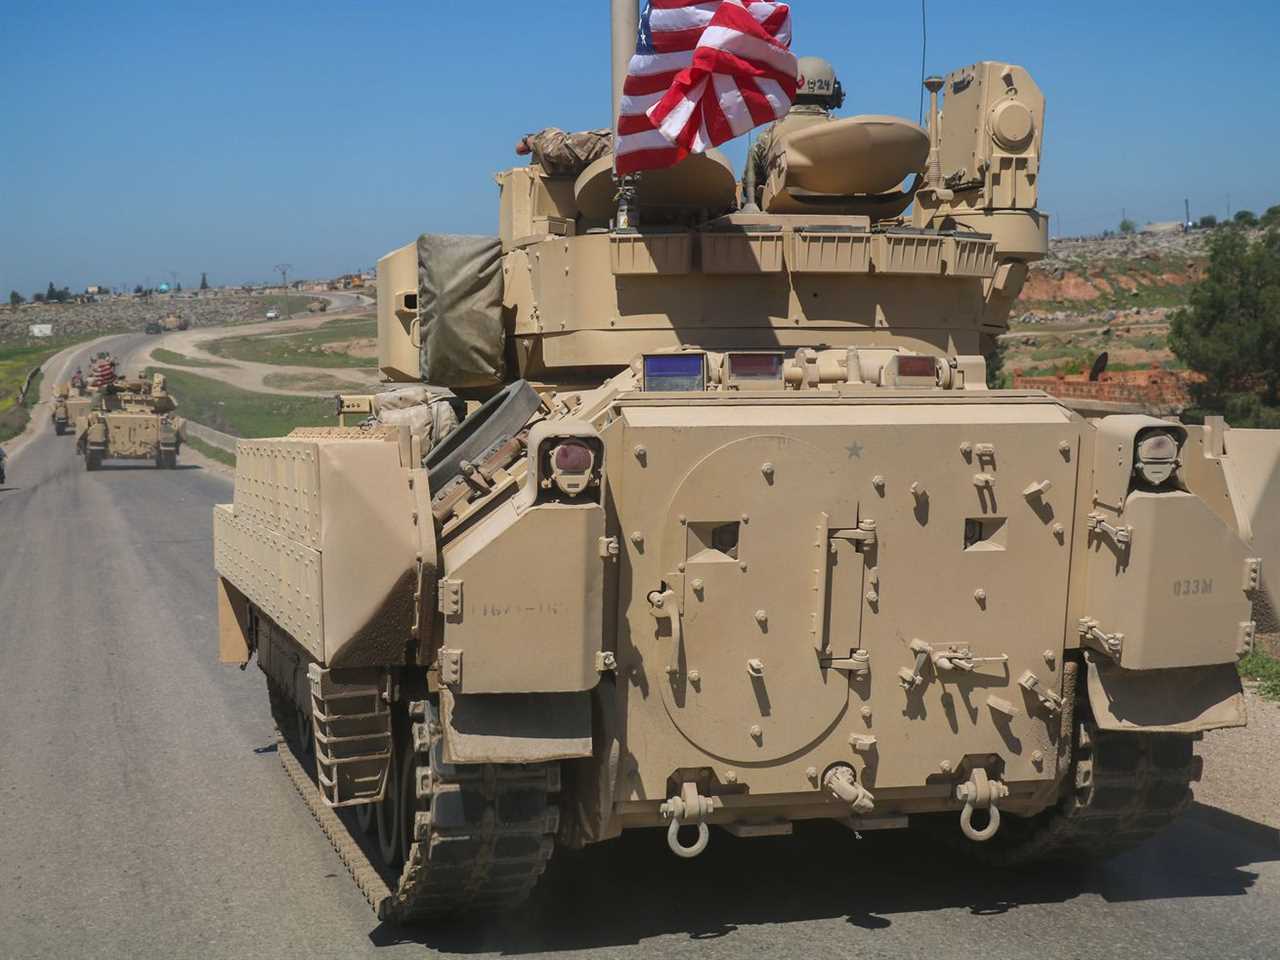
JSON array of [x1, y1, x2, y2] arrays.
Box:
[[1, 340, 1278, 959]]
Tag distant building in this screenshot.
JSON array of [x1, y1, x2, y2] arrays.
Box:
[[1013, 365, 1199, 413]]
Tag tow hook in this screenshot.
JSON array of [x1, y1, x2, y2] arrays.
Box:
[[955, 768, 1009, 842], [659, 783, 720, 859], [824, 764, 875, 815]]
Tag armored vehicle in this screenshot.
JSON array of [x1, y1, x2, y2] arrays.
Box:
[[77, 372, 185, 470], [53, 380, 93, 436], [213, 10, 1280, 926]]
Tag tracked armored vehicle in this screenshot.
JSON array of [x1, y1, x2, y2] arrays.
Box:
[[213, 10, 1280, 926], [77, 372, 185, 470]]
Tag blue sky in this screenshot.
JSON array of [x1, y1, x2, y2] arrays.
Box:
[[2, 0, 1278, 295]]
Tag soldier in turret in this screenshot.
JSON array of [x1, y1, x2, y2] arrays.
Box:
[[515, 127, 612, 178], [743, 55, 846, 209]]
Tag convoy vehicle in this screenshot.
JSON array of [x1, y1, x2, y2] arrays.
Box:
[[76, 372, 184, 470], [212, 9, 1280, 925]]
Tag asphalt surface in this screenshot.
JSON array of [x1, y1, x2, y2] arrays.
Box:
[[1, 337, 1278, 959]]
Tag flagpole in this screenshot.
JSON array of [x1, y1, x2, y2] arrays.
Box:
[[611, 0, 639, 126]]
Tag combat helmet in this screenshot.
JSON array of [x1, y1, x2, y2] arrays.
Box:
[[795, 55, 845, 109]]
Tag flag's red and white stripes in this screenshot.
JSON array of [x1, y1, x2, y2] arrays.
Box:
[[615, 1, 797, 175]]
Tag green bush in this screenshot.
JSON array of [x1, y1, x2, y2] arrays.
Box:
[[1169, 227, 1280, 426]]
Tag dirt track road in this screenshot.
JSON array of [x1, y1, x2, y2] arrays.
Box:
[[1, 338, 1279, 960]]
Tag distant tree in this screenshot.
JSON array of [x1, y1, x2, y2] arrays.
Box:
[[46, 281, 56, 301], [175, 282, 182, 292], [1262, 205, 1280, 229], [133, 284, 144, 295], [1169, 227, 1280, 424], [9, 290, 24, 308], [1233, 209, 1258, 228], [1119, 218, 1136, 235], [1199, 215, 1218, 229], [33, 292, 45, 303], [200, 272, 209, 290]]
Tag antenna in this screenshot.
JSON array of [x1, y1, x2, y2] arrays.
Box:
[[917, 0, 928, 124]]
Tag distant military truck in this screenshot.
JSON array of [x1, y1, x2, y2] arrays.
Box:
[[307, 300, 328, 314], [76, 372, 185, 470], [161, 313, 190, 331]]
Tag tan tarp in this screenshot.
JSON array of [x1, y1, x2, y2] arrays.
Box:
[[371, 385, 459, 455], [417, 234, 505, 390]]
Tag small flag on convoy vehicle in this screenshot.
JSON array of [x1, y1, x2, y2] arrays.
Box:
[[615, 0, 798, 175]]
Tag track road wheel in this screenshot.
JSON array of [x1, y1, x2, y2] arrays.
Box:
[[376, 740, 403, 869], [949, 682, 1198, 867]]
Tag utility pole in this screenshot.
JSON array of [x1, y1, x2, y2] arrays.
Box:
[[274, 263, 292, 320], [1184, 198, 1190, 232]]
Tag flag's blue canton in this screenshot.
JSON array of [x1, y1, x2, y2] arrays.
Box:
[[636, 4, 654, 55]]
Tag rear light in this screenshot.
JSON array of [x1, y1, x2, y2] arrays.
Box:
[[725, 352, 784, 388], [553, 440, 594, 474], [549, 440, 596, 496], [642, 353, 706, 392], [896, 355, 937, 378], [1134, 428, 1182, 487]]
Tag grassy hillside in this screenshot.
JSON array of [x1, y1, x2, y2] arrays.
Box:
[[147, 367, 333, 438]]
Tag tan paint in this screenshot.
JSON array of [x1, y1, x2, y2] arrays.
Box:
[[211, 56, 1280, 897]]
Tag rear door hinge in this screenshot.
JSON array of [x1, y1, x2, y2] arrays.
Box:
[[1243, 558, 1262, 592], [439, 648, 463, 686], [438, 578, 463, 617], [1237, 621, 1256, 659]]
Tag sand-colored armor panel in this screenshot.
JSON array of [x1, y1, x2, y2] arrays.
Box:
[[215, 434, 422, 666]]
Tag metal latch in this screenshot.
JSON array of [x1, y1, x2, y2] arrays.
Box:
[[648, 588, 682, 677], [438, 578, 463, 616], [898, 638, 934, 690], [821, 649, 871, 677], [932, 647, 1009, 673], [595, 651, 617, 673], [830, 519, 877, 548], [1087, 512, 1133, 547], [598, 536, 620, 559], [1078, 617, 1124, 660], [1018, 670, 1064, 715]]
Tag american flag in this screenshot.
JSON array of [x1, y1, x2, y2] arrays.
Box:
[[615, 1, 798, 175]]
